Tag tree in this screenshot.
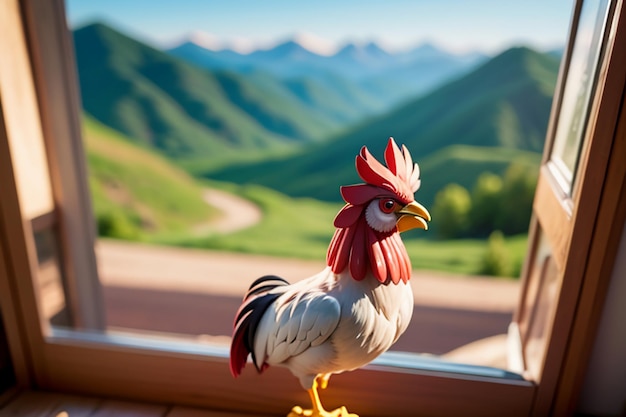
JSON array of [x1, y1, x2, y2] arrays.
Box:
[[478, 230, 513, 277], [97, 209, 141, 240], [469, 172, 503, 237], [431, 183, 471, 239], [496, 161, 538, 235]]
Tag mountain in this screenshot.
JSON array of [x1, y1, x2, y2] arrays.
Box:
[[249, 39, 321, 61], [162, 41, 249, 72], [329, 42, 395, 75], [205, 47, 560, 205], [168, 38, 387, 107], [168, 37, 487, 107], [72, 22, 371, 161], [337, 42, 392, 60], [359, 50, 489, 104], [169, 39, 396, 108]]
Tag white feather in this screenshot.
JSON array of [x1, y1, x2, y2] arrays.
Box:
[[253, 267, 414, 389], [410, 163, 421, 192]]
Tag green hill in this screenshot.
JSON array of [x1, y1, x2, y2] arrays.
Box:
[[83, 116, 218, 240], [282, 73, 384, 124], [72, 22, 363, 161], [206, 47, 557, 203]]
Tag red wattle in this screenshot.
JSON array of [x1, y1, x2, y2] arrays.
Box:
[[367, 227, 387, 282], [381, 236, 400, 284], [349, 219, 368, 280]]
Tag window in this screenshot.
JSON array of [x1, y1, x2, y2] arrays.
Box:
[[549, 0, 612, 194], [512, 0, 626, 414], [61, 1, 572, 366], [0, 0, 625, 416]]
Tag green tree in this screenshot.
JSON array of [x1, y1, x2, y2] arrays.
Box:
[[468, 172, 503, 237], [478, 230, 513, 277], [496, 162, 538, 235], [431, 183, 471, 239], [97, 210, 141, 240]]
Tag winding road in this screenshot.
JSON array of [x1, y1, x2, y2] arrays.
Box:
[[194, 188, 263, 234]]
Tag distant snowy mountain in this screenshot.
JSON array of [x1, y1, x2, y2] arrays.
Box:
[[333, 42, 393, 62], [168, 35, 489, 104], [249, 40, 321, 61]]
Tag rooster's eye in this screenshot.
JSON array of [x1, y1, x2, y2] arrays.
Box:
[[379, 199, 397, 214]]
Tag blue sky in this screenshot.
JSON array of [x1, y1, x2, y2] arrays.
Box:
[[66, 0, 573, 54]]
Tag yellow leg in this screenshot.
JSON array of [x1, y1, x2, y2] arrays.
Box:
[[287, 375, 358, 417], [317, 373, 331, 389]]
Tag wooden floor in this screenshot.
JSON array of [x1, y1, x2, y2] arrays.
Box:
[[0, 390, 272, 417]]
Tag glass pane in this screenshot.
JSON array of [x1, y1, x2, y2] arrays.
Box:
[[550, 0, 611, 192], [62, 0, 571, 375]]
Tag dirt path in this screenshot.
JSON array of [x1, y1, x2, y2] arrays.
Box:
[[194, 188, 262, 234]]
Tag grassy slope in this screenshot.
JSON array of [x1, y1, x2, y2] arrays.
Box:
[[84, 116, 218, 240], [170, 182, 341, 259]]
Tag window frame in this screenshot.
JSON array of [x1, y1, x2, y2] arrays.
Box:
[[0, 0, 624, 415], [22, 0, 105, 332], [512, 0, 626, 414]]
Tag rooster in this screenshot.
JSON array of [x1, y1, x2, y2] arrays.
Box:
[[229, 138, 431, 417]]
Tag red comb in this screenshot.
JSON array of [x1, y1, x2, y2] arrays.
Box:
[[353, 137, 420, 205]]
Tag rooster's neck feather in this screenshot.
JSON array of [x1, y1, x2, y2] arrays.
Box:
[[326, 215, 411, 285]]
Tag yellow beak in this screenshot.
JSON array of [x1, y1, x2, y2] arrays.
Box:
[[396, 201, 431, 232]]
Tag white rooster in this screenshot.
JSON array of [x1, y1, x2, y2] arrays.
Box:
[[230, 138, 431, 417]]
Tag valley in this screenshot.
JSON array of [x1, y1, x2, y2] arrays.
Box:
[[73, 21, 561, 277]]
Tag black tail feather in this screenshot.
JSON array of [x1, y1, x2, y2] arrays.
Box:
[[230, 275, 289, 376], [244, 275, 290, 301]]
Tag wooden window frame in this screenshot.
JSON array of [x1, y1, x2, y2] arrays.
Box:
[[0, 0, 624, 415], [512, 0, 626, 415]]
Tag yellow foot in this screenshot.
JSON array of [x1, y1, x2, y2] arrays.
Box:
[[287, 405, 358, 417]]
